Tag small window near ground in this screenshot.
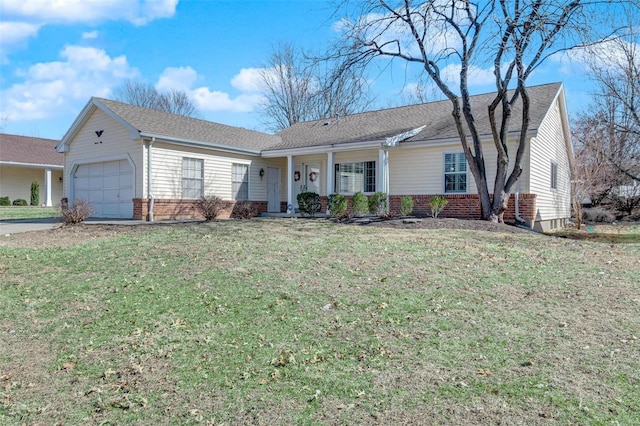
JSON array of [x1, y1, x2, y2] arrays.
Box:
[[444, 153, 467, 193], [182, 158, 203, 199], [232, 163, 249, 200], [551, 162, 558, 190], [334, 161, 376, 194]]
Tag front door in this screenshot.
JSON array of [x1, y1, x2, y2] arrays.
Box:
[[293, 163, 321, 211], [305, 163, 321, 194], [267, 167, 280, 212]]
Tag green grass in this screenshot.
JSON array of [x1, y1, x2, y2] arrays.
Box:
[[0, 206, 58, 220], [1, 220, 639, 425]]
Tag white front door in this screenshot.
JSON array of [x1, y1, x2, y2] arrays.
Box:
[[292, 163, 321, 211], [267, 167, 280, 212], [305, 163, 321, 195]]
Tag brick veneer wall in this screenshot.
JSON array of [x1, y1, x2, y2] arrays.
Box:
[[133, 198, 269, 221], [388, 193, 537, 223]]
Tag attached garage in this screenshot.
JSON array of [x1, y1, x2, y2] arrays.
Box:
[[73, 159, 134, 218]]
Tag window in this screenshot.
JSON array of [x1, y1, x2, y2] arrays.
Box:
[[334, 161, 376, 193], [232, 163, 249, 200], [550, 162, 558, 190], [444, 153, 467, 193], [182, 158, 203, 199]]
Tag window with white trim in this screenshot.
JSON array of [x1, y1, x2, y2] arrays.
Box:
[[182, 157, 203, 199], [550, 161, 558, 190], [232, 163, 249, 200], [444, 153, 467, 193], [334, 161, 376, 194]]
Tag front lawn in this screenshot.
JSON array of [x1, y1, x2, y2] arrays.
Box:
[[1, 220, 638, 424], [0, 206, 59, 220]]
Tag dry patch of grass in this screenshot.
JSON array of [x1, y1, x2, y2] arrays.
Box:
[[1, 219, 639, 425]]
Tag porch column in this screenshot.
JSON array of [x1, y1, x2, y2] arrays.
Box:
[[44, 168, 52, 206], [326, 151, 334, 195], [378, 148, 388, 193], [287, 155, 293, 214]]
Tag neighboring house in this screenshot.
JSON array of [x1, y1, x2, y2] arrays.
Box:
[[57, 82, 573, 231], [0, 133, 64, 206]]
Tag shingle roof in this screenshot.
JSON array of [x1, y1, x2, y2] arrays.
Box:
[[94, 98, 282, 152], [272, 82, 562, 150], [0, 133, 63, 166]]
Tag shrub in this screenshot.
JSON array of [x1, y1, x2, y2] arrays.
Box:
[[400, 195, 414, 216], [196, 195, 229, 221], [582, 207, 615, 223], [12, 199, 28, 206], [30, 181, 40, 206], [351, 192, 369, 216], [613, 194, 640, 216], [0, 196, 9, 206], [297, 191, 322, 217], [232, 201, 257, 219], [60, 199, 94, 224], [368, 192, 388, 216], [429, 195, 448, 218], [327, 193, 348, 218]]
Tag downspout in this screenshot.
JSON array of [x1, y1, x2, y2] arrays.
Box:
[[515, 191, 525, 224], [147, 138, 155, 222]]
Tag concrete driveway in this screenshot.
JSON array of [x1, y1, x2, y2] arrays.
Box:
[[0, 218, 149, 235]]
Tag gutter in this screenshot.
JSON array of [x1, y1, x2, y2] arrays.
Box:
[[139, 132, 262, 156]]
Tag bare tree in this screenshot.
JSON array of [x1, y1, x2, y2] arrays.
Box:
[[113, 79, 199, 118], [258, 43, 373, 132], [584, 25, 640, 183], [329, 0, 636, 222], [258, 44, 317, 131]]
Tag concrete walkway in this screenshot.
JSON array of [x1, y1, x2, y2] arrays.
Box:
[[0, 217, 149, 235]]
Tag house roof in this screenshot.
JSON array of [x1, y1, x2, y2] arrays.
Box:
[[0, 133, 63, 167], [98, 98, 283, 152], [59, 82, 564, 156], [59, 98, 282, 154], [271, 82, 563, 150]]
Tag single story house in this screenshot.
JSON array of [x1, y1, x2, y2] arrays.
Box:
[[0, 133, 64, 206], [56, 82, 573, 231]]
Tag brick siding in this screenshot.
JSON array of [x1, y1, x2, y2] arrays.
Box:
[[133, 198, 268, 220], [388, 193, 537, 222]]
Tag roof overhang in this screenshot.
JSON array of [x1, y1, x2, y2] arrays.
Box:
[[141, 132, 262, 156], [0, 161, 64, 170], [261, 139, 383, 157]]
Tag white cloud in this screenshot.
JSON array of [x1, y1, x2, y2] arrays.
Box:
[[0, 21, 41, 61], [154, 66, 265, 113], [440, 63, 495, 87], [0, 0, 178, 56], [230, 68, 266, 93], [0, 21, 41, 46], [192, 88, 263, 113], [155, 66, 198, 92], [1, 0, 178, 26], [0, 46, 138, 121], [82, 30, 99, 39]]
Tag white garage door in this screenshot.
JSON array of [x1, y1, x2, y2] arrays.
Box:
[[73, 160, 134, 218]]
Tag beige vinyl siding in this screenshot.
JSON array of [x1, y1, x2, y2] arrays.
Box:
[[0, 166, 63, 205], [150, 142, 270, 201], [389, 140, 529, 195], [529, 99, 571, 221], [64, 108, 143, 199]]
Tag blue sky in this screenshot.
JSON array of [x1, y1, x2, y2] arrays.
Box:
[[0, 0, 595, 140]]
